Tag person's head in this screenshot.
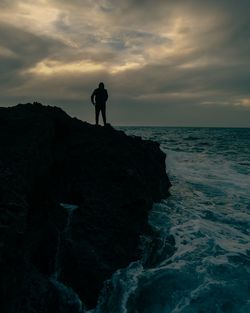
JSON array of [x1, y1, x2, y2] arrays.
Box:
[[99, 82, 104, 89]]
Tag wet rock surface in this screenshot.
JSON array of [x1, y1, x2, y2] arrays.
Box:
[[0, 103, 171, 312]]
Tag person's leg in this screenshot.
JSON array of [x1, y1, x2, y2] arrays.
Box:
[[101, 103, 106, 126], [95, 105, 101, 125]]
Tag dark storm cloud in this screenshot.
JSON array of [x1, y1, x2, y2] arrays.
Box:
[[0, 0, 250, 126], [0, 22, 66, 66], [0, 21, 68, 95]]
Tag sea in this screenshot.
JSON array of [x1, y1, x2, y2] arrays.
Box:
[[89, 127, 250, 313]]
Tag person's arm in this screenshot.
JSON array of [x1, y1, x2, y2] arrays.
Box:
[[105, 90, 108, 102], [91, 90, 96, 105]]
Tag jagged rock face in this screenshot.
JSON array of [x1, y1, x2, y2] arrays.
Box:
[[0, 103, 171, 312]]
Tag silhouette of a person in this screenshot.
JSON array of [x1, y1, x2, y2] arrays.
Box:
[[91, 82, 108, 126]]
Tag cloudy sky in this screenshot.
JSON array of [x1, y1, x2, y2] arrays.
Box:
[[0, 0, 250, 126]]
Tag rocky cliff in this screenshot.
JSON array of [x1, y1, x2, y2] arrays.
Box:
[[0, 103, 171, 312]]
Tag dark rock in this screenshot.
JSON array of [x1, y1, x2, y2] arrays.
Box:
[[0, 102, 171, 311]]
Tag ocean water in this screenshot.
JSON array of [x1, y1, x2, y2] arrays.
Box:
[[89, 127, 250, 313]]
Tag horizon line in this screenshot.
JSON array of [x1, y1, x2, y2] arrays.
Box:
[[115, 125, 250, 129]]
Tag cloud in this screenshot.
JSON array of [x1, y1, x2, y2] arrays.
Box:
[[0, 0, 250, 126]]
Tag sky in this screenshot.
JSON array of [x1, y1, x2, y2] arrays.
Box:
[[0, 0, 250, 126]]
